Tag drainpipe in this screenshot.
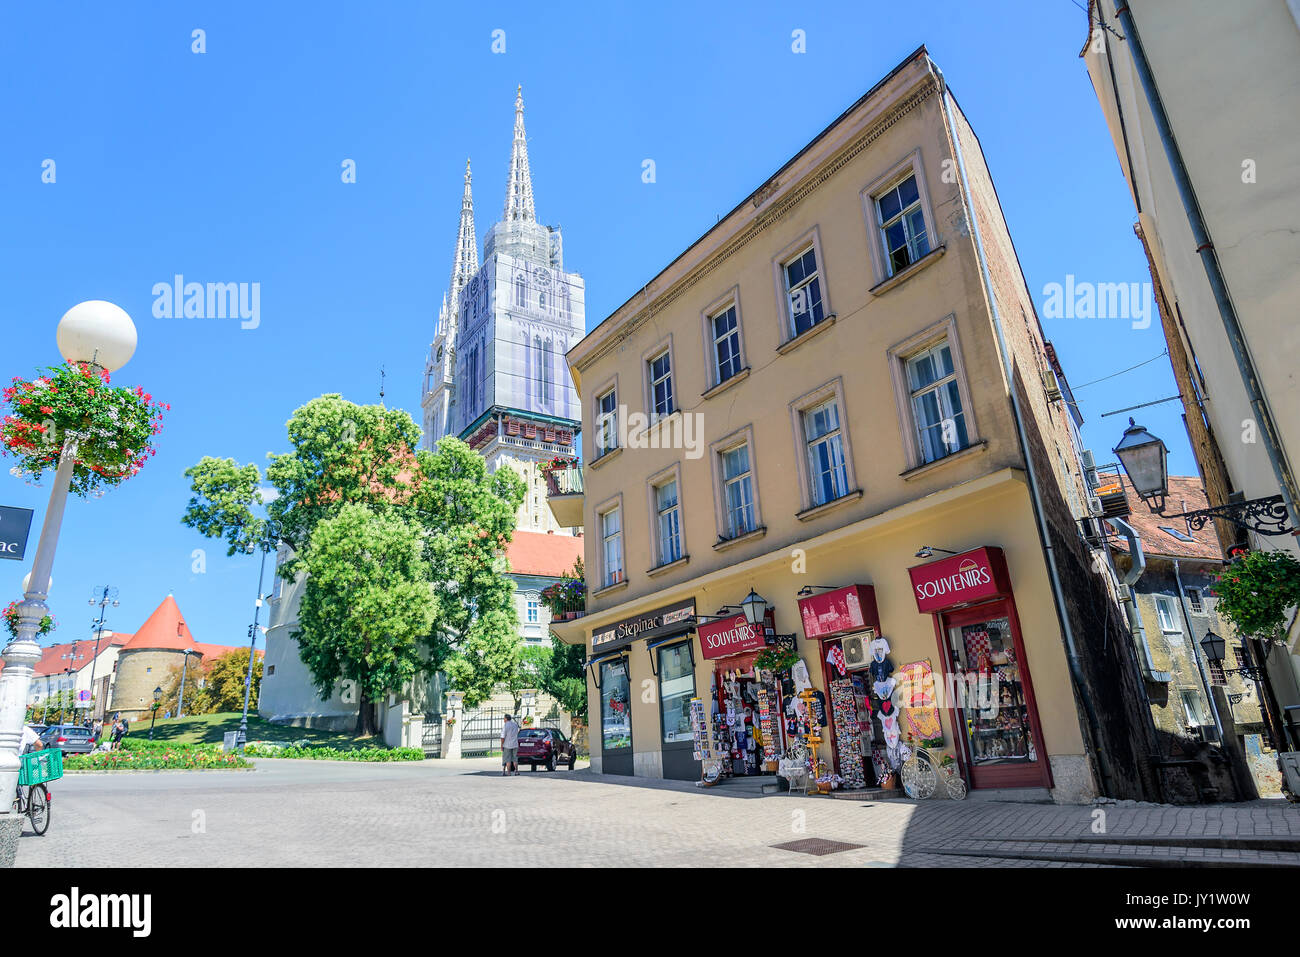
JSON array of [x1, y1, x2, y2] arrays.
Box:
[[1172, 559, 1225, 744], [1110, 2, 1300, 530], [935, 68, 1115, 797], [1106, 518, 1164, 681]]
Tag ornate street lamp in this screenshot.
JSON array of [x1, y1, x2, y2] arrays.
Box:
[[1113, 419, 1293, 535], [740, 589, 768, 627], [149, 686, 163, 740], [0, 301, 138, 860]]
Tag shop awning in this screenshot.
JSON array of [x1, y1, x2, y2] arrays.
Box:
[[646, 631, 695, 675], [585, 650, 628, 690]]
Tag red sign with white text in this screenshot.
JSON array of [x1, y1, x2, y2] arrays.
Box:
[[908, 547, 1012, 613], [797, 585, 880, 641], [698, 609, 774, 660]]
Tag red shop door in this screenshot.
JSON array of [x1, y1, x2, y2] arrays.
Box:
[[936, 600, 1052, 791]]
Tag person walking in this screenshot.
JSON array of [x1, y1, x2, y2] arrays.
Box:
[[501, 713, 520, 777]]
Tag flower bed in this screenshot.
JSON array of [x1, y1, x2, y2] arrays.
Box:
[[64, 749, 250, 771], [119, 739, 220, 754], [244, 742, 424, 762]]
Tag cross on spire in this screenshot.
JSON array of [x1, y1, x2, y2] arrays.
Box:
[[503, 85, 536, 223]]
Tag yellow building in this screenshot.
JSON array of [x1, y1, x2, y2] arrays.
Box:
[[550, 48, 1155, 803]]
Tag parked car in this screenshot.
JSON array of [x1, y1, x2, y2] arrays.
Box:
[[39, 724, 97, 755], [517, 727, 577, 771], [27, 724, 47, 738]]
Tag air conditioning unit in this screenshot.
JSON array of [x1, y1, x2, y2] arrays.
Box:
[[842, 635, 871, 671], [1087, 495, 1105, 517], [1044, 369, 1063, 403]]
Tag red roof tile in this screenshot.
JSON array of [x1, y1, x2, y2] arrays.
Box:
[[120, 595, 197, 651], [1110, 476, 1225, 562], [505, 530, 583, 579]]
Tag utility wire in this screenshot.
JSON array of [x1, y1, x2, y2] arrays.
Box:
[[1072, 349, 1168, 390]]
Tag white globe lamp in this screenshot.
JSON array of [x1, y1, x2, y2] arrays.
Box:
[[56, 300, 137, 372]]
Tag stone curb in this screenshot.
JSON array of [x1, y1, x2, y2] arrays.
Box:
[[62, 766, 255, 774]]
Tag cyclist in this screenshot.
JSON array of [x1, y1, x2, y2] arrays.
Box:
[[20, 723, 41, 755]]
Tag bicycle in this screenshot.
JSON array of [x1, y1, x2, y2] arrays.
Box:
[[13, 746, 61, 836], [901, 745, 968, 801], [12, 780, 50, 836]]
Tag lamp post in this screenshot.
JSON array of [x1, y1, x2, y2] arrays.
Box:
[[0, 301, 137, 865], [1113, 418, 1293, 535], [236, 519, 281, 751], [176, 646, 196, 719], [85, 586, 119, 723], [740, 589, 768, 627], [148, 686, 162, 740]]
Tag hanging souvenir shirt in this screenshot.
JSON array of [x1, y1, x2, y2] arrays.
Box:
[[873, 676, 897, 701], [809, 690, 828, 728], [826, 645, 847, 677], [791, 659, 812, 693], [877, 699, 902, 749]]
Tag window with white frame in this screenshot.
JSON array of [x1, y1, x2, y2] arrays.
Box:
[[803, 398, 848, 506], [596, 387, 618, 455], [648, 350, 675, 419], [526, 598, 539, 623], [710, 304, 743, 385], [600, 506, 624, 587], [906, 340, 969, 464], [1155, 595, 1181, 634], [876, 173, 930, 275], [1180, 689, 1210, 727], [654, 478, 683, 566], [1185, 587, 1204, 614], [720, 443, 756, 538], [783, 247, 826, 337]]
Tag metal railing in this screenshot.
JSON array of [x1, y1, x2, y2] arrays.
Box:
[[422, 713, 443, 755], [544, 466, 584, 497], [460, 708, 506, 756]]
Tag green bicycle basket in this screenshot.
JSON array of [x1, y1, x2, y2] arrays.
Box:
[[19, 748, 63, 786]]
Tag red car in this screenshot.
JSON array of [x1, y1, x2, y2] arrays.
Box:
[[517, 728, 577, 771]]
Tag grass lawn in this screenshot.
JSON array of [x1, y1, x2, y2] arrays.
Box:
[[129, 712, 385, 750]]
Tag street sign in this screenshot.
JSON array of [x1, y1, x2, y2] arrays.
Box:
[[0, 505, 35, 562], [77, 690, 92, 703]]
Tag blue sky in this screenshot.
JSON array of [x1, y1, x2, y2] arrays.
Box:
[[0, 0, 1189, 651]]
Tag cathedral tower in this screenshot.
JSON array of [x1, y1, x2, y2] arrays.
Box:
[[420, 88, 585, 534]]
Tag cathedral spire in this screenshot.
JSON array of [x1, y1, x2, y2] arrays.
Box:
[[448, 157, 478, 312], [502, 85, 536, 223]]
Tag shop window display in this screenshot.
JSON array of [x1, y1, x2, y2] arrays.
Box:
[[657, 643, 695, 743], [712, 662, 784, 777], [946, 615, 1037, 767], [600, 660, 632, 751]]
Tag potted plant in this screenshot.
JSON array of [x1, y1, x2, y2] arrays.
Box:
[[3, 600, 57, 639]]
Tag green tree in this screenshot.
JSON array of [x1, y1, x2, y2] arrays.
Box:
[[505, 645, 554, 714], [203, 648, 264, 713], [538, 630, 588, 716], [296, 504, 435, 736], [412, 437, 526, 708], [159, 659, 211, 717], [182, 396, 525, 723]]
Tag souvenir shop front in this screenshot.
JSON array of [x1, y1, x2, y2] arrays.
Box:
[[589, 598, 697, 778], [695, 608, 785, 781], [907, 546, 1053, 791], [797, 584, 896, 791]]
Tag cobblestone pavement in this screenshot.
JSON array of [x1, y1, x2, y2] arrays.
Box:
[[13, 759, 1300, 868]]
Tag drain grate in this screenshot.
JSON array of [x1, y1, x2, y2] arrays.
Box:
[[771, 837, 865, 857]]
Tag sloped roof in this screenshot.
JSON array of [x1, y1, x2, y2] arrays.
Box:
[[1110, 476, 1225, 562], [505, 530, 583, 579], [24, 633, 129, 677], [120, 595, 197, 651]]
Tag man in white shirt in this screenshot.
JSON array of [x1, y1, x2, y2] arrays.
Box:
[[501, 714, 520, 776], [20, 724, 42, 754]]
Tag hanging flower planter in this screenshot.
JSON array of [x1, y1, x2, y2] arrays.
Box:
[[1, 361, 167, 497], [2, 600, 56, 639]]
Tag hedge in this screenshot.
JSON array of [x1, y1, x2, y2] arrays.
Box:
[[65, 749, 250, 771], [244, 743, 424, 762]]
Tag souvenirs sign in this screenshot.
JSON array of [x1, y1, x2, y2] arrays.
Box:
[[907, 547, 1012, 614]]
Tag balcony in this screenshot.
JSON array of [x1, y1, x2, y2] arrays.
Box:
[[544, 465, 584, 528]]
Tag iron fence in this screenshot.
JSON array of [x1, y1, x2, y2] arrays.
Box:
[[422, 713, 443, 755], [460, 707, 506, 756]]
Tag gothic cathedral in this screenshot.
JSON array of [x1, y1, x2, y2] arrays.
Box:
[[421, 87, 585, 535]]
